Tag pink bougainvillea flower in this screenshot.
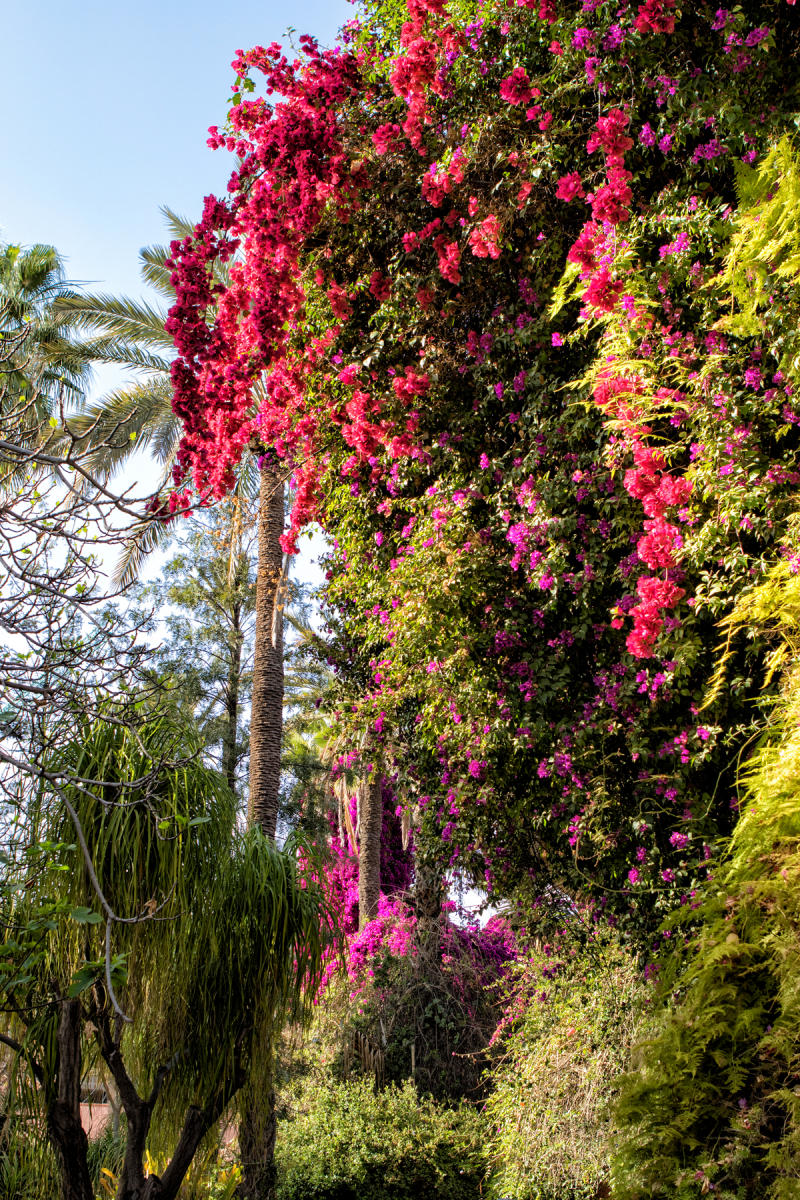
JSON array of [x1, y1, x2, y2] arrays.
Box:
[[469, 214, 502, 258], [555, 171, 585, 202], [583, 267, 624, 314], [635, 0, 677, 34], [500, 67, 534, 105]]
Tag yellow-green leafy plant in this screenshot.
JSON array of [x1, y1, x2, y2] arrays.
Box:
[[612, 539, 800, 1199]]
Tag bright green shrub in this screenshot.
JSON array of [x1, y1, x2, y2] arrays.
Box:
[[484, 935, 645, 1200], [275, 1079, 486, 1200]]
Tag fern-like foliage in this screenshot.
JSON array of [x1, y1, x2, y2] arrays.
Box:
[[712, 137, 800, 367], [612, 541, 800, 1200]]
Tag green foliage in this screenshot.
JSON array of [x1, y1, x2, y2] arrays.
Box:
[[0, 709, 330, 1184], [275, 1078, 486, 1200], [612, 547, 800, 1199], [0, 1121, 59, 1200], [133, 501, 257, 797], [485, 933, 645, 1200], [715, 138, 800, 358], [0, 239, 88, 488], [86, 1123, 126, 1190]]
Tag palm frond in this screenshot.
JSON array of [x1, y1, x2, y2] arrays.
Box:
[[138, 208, 197, 298], [160, 207, 197, 242], [139, 246, 176, 300], [59, 379, 177, 477], [52, 292, 172, 350], [68, 337, 171, 375], [113, 507, 176, 589]]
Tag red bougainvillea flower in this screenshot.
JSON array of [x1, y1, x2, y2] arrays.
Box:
[[469, 214, 502, 258], [555, 172, 586, 201], [500, 67, 535, 106]]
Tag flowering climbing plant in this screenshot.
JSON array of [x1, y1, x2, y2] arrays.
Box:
[[167, 0, 800, 940]]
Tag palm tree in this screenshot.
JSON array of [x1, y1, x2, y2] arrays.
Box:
[[248, 465, 287, 837], [136, 498, 258, 798], [0, 241, 88, 477], [52, 209, 195, 582], [53, 210, 287, 840]]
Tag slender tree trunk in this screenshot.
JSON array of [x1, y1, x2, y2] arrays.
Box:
[[358, 758, 383, 929], [222, 597, 244, 796], [140, 1070, 244, 1200], [94, 1010, 153, 1199], [92, 1006, 246, 1200], [240, 465, 285, 1199], [248, 466, 285, 838], [46, 1000, 93, 1200]]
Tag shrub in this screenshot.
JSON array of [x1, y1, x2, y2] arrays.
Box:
[[275, 1078, 486, 1200], [484, 933, 645, 1200], [0, 1122, 59, 1200]]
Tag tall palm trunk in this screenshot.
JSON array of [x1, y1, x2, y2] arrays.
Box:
[[414, 856, 443, 970], [240, 466, 285, 1200], [247, 466, 285, 838]]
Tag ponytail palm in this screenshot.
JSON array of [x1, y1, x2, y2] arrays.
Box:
[[1, 713, 328, 1200]]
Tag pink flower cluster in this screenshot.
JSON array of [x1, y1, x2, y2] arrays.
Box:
[[469, 214, 502, 259], [500, 66, 535, 106], [635, 0, 677, 35], [167, 38, 363, 547]]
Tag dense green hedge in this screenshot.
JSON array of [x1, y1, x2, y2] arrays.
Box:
[[275, 1079, 486, 1200]]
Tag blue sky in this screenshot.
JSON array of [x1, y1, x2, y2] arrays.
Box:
[[2, 1, 352, 581], [2, 0, 353, 306]]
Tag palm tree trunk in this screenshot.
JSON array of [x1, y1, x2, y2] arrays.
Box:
[[240, 466, 285, 1200], [414, 855, 443, 970], [248, 466, 285, 838], [358, 757, 383, 929], [222, 598, 244, 796]]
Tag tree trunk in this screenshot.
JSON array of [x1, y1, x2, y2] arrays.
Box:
[[358, 758, 382, 929], [237, 1080, 277, 1200], [241, 465, 284, 1197], [93, 1011, 153, 1200], [46, 999, 94, 1200], [414, 855, 443, 970], [91, 1004, 246, 1200], [222, 595, 244, 796], [141, 1083, 242, 1200], [248, 466, 285, 838]]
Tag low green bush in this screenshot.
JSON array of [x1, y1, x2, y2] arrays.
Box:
[[275, 1078, 486, 1200]]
